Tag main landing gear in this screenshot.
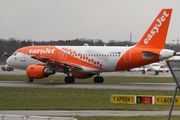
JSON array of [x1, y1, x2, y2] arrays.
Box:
[[94, 73, 104, 83], [64, 76, 75, 83], [64, 76, 104, 83], [94, 76, 104, 83]]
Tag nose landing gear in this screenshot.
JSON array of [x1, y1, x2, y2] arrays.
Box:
[[27, 78, 34, 82]]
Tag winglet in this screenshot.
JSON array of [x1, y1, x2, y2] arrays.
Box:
[[135, 8, 172, 49]]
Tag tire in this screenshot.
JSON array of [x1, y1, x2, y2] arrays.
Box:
[[64, 76, 75, 83], [94, 77, 104, 83], [27, 78, 34, 82]]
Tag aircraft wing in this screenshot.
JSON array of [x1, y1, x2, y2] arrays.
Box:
[[142, 50, 160, 59], [129, 67, 148, 72], [31, 54, 83, 70]]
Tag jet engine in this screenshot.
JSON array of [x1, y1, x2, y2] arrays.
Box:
[[26, 64, 55, 79], [71, 72, 94, 79]]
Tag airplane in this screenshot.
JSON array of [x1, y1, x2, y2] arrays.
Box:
[[6, 8, 176, 83], [168, 53, 180, 60], [127, 62, 168, 75], [147, 62, 168, 75], [152, 53, 180, 75], [129, 53, 180, 75]]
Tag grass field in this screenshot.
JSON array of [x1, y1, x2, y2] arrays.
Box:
[[74, 116, 180, 120], [0, 61, 5, 65], [0, 87, 179, 110]]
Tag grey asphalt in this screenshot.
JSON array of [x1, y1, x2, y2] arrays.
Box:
[[0, 110, 179, 116], [0, 82, 176, 90]]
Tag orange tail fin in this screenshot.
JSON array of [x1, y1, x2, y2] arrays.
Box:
[[135, 8, 172, 49]]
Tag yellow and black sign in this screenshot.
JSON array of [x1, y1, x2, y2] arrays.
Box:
[[136, 96, 153, 104], [155, 96, 180, 105], [110, 94, 135, 104]]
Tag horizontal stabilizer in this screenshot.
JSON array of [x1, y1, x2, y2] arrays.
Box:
[[142, 51, 160, 59]]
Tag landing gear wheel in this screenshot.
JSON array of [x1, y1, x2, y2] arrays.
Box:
[[27, 78, 34, 82], [94, 76, 104, 83], [155, 71, 159, 75], [64, 76, 75, 83], [70, 76, 75, 83]]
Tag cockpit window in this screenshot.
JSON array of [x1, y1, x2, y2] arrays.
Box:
[[12, 52, 17, 56]]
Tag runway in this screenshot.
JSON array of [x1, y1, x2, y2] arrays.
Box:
[[0, 110, 180, 116], [0, 81, 176, 90]]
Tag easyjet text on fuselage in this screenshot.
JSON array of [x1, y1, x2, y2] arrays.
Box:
[[28, 48, 55, 54]]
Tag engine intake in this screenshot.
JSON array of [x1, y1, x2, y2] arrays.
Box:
[[26, 64, 55, 79]]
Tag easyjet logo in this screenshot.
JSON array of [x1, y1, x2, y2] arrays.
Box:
[[144, 11, 169, 44], [28, 48, 55, 54]]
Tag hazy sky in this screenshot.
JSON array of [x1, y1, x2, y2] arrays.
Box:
[[0, 0, 180, 43]]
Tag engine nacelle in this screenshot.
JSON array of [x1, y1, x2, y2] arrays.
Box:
[[26, 64, 55, 79], [71, 72, 94, 79]]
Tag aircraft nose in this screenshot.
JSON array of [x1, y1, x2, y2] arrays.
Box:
[[6, 56, 12, 66]]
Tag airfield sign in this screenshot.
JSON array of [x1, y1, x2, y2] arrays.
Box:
[[155, 96, 180, 105], [110, 94, 135, 104]]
